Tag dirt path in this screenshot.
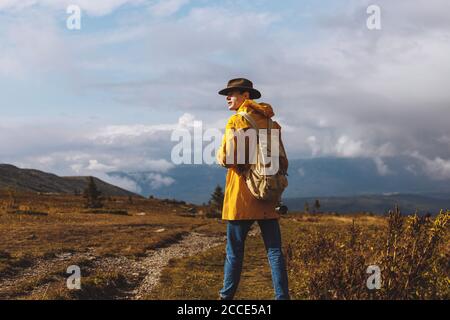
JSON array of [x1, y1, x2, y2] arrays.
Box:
[[0, 249, 98, 299], [0, 232, 226, 299], [131, 232, 225, 299], [0, 224, 262, 299], [130, 224, 260, 299], [88, 231, 226, 299]]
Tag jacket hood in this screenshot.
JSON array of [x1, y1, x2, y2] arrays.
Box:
[[238, 99, 275, 118]]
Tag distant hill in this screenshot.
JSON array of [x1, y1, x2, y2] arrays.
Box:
[[0, 164, 138, 197], [284, 193, 450, 215], [108, 156, 450, 204]]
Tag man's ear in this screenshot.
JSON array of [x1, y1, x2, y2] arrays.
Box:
[[243, 92, 250, 99]]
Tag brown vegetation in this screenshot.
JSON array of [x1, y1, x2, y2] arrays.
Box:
[[0, 189, 448, 300]]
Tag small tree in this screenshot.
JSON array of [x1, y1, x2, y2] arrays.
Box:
[[83, 177, 103, 208], [314, 199, 321, 214], [210, 185, 224, 211], [207, 185, 224, 218]]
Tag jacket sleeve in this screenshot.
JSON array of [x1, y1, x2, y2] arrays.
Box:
[[216, 116, 237, 168]]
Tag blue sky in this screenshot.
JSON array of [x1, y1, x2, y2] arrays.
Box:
[[1, 0, 450, 192], [1, 0, 348, 123]]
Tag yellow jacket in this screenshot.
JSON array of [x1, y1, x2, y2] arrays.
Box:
[[216, 99, 288, 220]]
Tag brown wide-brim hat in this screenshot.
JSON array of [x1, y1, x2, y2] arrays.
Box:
[[218, 78, 261, 100]]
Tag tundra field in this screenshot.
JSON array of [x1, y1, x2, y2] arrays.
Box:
[[0, 190, 448, 300]]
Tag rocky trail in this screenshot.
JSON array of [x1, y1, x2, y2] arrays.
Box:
[[0, 224, 262, 300], [0, 232, 225, 299]]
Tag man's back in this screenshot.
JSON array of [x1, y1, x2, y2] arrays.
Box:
[[217, 99, 288, 220]]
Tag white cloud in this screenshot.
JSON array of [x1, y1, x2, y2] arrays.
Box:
[[0, 114, 189, 185], [410, 151, 450, 180], [1, 0, 450, 184], [0, 0, 145, 16], [406, 164, 418, 176], [86, 159, 116, 171], [306, 136, 320, 156], [373, 157, 392, 176], [335, 135, 364, 157], [178, 113, 196, 127], [125, 172, 175, 190], [0, 15, 63, 77], [90, 123, 175, 146], [149, 0, 190, 17], [96, 172, 142, 193], [304, 134, 395, 160], [143, 173, 175, 189]]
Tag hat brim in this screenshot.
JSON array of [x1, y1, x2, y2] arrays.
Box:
[[218, 87, 261, 100]]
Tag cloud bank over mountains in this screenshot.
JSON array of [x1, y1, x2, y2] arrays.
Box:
[[1, 0, 449, 192]]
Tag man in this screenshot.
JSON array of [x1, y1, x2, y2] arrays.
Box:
[[216, 78, 290, 300]]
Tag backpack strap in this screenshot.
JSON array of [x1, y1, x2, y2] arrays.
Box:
[[238, 112, 275, 161], [238, 112, 274, 133], [238, 112, 259, 130]]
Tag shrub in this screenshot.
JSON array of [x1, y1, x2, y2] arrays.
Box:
[[287, 206, 449, 300]]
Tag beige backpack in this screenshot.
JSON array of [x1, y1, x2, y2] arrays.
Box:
[[237, 112, 288, 202]]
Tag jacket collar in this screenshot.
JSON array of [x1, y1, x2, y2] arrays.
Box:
[[236, 99, 275, 118]]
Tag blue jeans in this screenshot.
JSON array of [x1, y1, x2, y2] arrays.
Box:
[[219, 219, 290, 300]]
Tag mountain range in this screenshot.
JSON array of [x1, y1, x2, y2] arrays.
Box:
[[2, 156, 449, 214], [109, 156, 450, 214], [0, 164, 137, 197], [283, 193, 450, 215]]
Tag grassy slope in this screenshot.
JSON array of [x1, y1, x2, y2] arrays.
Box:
[[144, 215, 388, 300], [0, 190, 447, 300], [0, 191, 226, 299]]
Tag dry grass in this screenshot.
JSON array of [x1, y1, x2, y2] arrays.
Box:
[[0, 190, 225, 299], [285, 208, 449, 300], [144, 211, 449, 300], [0, 190, 448, 300]]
